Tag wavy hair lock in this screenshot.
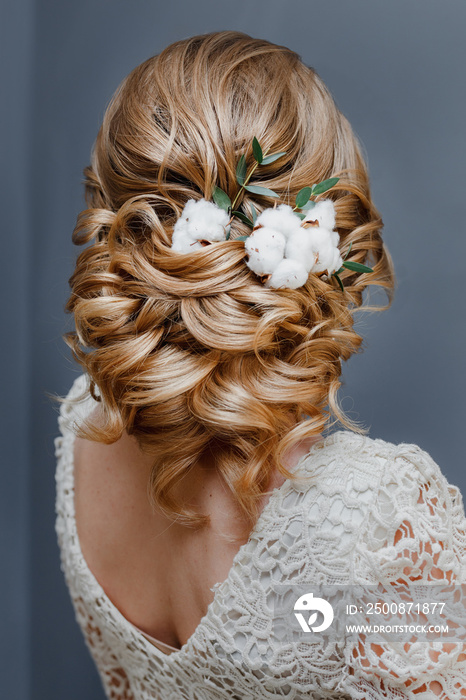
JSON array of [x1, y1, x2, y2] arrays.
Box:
[[65, 30, 395, 532]]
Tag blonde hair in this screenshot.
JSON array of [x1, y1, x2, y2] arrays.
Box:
[[65, 30, 395, 532]]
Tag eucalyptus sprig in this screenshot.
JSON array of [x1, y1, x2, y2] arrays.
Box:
[[292, 178, 341, 220], [213, 137, 345, 240], [212, 136, 286, 239], [331, 242, 374, 291], [211, 137, 374, 289]]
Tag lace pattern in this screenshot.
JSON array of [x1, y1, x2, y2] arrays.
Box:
[[55, 373, 466, 699]]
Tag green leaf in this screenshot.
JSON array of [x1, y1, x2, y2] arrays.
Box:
[[312, 177, 340, 196], [244, 184, 279, 198], [295, 186, 313, 209], [250, 203, 257, 224], [333, 272, 345, 292], [301, 199, 316, 211], [335, 266, 344, 275], [235, 235, 249, 242], [252, 137, 263, 164], [260, 151, 287, 165], [295, 211, 307, 220], [232, 210, 254, 228], [236, 154, 247, 185], [212, 186, 232, 212], [342, 261, 374, 273], [343, 242, 353, 261]]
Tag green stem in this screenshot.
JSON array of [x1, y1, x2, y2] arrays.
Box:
[[230, 147, 271, 211]]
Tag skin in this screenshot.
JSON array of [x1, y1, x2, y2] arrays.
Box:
[[74, 406, 320, 649], [74, 415, 466, 692]]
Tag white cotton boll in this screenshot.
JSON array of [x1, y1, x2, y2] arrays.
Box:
[[186, 220, 227, 243], [179, 198, 202, 220], [178, 198, 230, 244], [171, 230, 203, 253], [245, 227, 286, 275], [306, 227, 342, 274], [307, 226, 335, 252], [255, 204, 302, 239], [180, 198, 228, 225], [171, 215, 196, 248], [172, 216, 190, 238], [312, 244, 343, 275], [265, 258, 309, 289], [311, 246, 340, 274], [319, 247, 342, 275], [284, 229, 318, 272], [303, 199, 336, 230], [189, 198, 230, 227], [330, 229, 340, 247]]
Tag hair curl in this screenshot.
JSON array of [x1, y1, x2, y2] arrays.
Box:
[[65, 30, 395, 533]]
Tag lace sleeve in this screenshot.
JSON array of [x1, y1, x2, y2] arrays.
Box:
[[342, 443, 466, 699], [72, 594, 135, 700]]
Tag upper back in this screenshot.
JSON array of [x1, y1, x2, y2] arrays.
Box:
[[72, 388, 322, 649], [56, 373, 466, 698]]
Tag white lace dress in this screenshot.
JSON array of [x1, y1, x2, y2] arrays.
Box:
[[55, 373, 466, 699]]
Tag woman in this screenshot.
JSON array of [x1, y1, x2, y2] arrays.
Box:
[[55, 30, 466, 698]]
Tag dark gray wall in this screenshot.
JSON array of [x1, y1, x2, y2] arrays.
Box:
[[1, 0, 34, 697], [3, 0, 465, 697]]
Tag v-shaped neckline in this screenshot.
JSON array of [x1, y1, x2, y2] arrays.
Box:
[[61, 374, 338, 660]]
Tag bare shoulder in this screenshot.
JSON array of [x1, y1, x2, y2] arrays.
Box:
[[72, 418, 326, 645], [72, 407, 259, 643], [73, 406, 161, 578]]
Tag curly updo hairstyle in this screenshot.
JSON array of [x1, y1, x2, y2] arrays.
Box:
[[65, 30, 395, 531]]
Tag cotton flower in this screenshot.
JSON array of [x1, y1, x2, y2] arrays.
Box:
[[171, 223, 204, 252], [244, 203, 303, 280], [171, 198, 230, 253], [303, 199, 336, 230], [306, 227, 343, 275], [303, 199, 339, 246], [265, 258, 309, 290], [284, 228, 318, 271], [254, 203, 302, 239], [244, 227, 286, 275], [170, 193, 343, 290], [245, 200, 342, 285]]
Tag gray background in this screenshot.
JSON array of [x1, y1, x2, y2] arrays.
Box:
[[2, 0, 465, 697]]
